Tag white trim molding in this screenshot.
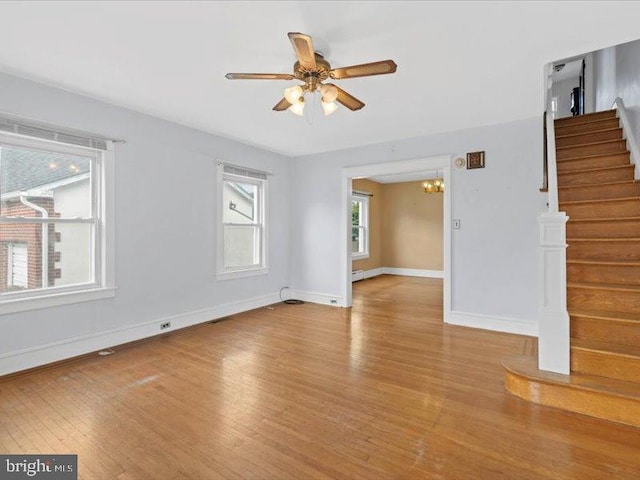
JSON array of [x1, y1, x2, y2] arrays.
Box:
[[382, 267, 444, 278], [353, 267, 442, 282], [0, 292, 280, 376], [365, 267, 384, 279], [289, 290, 344, 307], [447, 310, 538, 337], [537, 211, 570, 374]]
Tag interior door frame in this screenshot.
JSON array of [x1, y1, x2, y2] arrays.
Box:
[[340, 155, 453, 323]]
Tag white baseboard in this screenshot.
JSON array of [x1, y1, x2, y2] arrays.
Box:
[[447, 310, 538, 337], [364, 267, 384, 279], [382, 267, 444, 278], [289, 290, 344, 307], [0, 292, 281, 376], [353, 267, 442, 280]]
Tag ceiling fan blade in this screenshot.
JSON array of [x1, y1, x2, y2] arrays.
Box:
[[272, 98, 292, 111], [331, 84, 365, 111], [330, 60, 397, 80], [288, 32, 317, 70], [225, 73, 295, 80]]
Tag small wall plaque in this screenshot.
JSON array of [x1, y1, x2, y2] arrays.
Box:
[[467, 151, 485, 169]]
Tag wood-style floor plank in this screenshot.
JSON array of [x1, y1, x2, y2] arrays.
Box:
[[1, 275, 639, 479]]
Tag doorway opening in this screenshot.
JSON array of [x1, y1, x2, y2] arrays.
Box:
[[341, 155, 452, 321]]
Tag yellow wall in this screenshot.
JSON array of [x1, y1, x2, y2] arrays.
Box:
[[381, 181, 443, 270], [352, 179, 443, 272]]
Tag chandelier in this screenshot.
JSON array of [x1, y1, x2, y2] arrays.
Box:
[[422, 178, 444, 194]]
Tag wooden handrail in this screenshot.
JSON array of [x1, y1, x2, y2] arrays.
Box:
[[540, 111, 548, 192], [545, 111, 559, 213]]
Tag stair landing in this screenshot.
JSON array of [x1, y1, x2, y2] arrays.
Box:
[[503, 355, 640, 428]]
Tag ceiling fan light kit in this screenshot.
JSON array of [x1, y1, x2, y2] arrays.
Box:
[[226, 32, 397, 119]]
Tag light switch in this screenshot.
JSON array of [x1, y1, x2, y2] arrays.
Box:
[[453, 219, 461, 229]]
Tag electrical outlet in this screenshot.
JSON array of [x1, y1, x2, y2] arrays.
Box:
[[160, 322, 171, 330]]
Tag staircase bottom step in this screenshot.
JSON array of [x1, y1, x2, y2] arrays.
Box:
[[503, 355, 640, 428]]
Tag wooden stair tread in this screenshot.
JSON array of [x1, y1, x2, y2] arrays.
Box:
[[570, 309, 640, 322], [555, 127, 622, 140], [568, 281, 640, 292], [568, 237, 640, 242], [561, 196, 640, 205], [567, 216, 640, 223], [555, 111, 617, 126], [558, 165, 633, 176], [572, 338, 640, 358], [558, 180, 637, 190], [567, 259, 640, 266], [556, 139, 626, 151], [557, 152, 630, 163], [504, 355, 640, 400]]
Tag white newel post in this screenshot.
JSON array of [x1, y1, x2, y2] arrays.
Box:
[[538, 211, 570, 374]]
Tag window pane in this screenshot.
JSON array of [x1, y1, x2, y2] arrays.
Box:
[[0, 222, 92, 293], [223, 180, 257, 224], [224, 225, 259, 268], [1, 145, 92, 218], [352, 226, 361, 254], [352, 200, 360, 227]]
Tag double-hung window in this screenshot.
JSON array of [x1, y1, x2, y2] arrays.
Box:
[[0, 122, 114, 313], [217, 163, 267, 279], [352, 193, 369, 259]]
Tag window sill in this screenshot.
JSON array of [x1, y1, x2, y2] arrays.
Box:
[[352, 253, 370, 261], [217, 267, 269, 281], [0, 287, 116, 315]]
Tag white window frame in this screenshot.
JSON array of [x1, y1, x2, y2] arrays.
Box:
[[216, 163, 268, 280], [351, 194, 369, 260], [0, 131, 115, 315]]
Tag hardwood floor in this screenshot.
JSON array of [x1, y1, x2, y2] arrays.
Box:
[[1, 275, 639, 479]]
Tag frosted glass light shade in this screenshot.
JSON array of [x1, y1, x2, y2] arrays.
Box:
[[284, 85, 304, 104], [320, 84, 338, 103], [288, 100, 305, 116], [322, 101, 338, 116]]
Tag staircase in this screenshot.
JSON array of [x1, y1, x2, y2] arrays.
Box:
[[504, 109, 640, 428]]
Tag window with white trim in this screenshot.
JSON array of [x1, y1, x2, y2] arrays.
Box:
[[0, 127, 114, 312], [352, 194, 369, 259], [217, 164, 267, 278]]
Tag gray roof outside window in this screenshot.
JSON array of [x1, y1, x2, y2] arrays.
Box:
[[1, 147, 90, 194]]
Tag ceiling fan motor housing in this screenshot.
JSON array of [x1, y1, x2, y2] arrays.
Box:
[[294, 54, 331, 92]]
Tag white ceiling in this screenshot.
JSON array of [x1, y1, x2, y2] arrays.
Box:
[[0, 1, 639, 157], [551, 59, 584, 82]]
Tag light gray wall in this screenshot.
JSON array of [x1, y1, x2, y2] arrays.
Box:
[[290, 118, 546, 327], [593, 40, 640, 142], [614, 40, 640, 140], [593, 45, 617, 111], [0, 72, 291, 372]]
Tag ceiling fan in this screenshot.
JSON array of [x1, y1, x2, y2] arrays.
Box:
[[225, 32, 397, 116]]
